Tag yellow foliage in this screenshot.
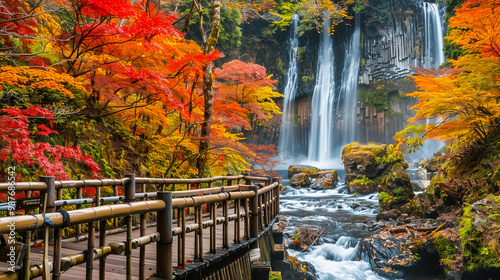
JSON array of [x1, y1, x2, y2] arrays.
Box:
[[0, 66, 87, 98]]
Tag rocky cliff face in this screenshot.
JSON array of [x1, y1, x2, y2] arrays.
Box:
[[232, 0, 446, 147]]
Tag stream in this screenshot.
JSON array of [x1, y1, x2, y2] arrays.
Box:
[[278, 169, 389, 280]]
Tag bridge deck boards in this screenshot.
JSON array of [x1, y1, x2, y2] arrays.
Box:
[[30, 207, 249, 279]]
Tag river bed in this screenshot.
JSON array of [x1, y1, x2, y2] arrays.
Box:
[[277, 168, 436, 280]]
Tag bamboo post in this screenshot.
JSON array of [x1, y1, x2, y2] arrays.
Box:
[[23, 230, 31, 280], [194, 206, 199, 260], [249, 185, 259, 239], [210, 203, 216, 254], [124, 174, 136, 280], [139, 183, 147, 280], [23, 188, 32, 280], [99, 220, 106, 280], [157, 192, 173, 280], [177, 209, 182, 266], [113, 179, 119, 228], [258, 190, 263, 230], [180, 208, 186, 268], [86, 221, 95, 280], [197, 205, 203, 261], [76, 175, 83, 235], [273, 177, 280, 216], [222, 185, 229, 249], [235, 198, 241, 244], [40, 176, 55, 280], [243, 197, 249, 240]]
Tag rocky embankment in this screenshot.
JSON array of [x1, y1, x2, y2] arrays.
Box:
[[342, 142, 500, 279]]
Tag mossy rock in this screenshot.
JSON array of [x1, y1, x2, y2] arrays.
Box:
[[342, 142, 389, 184], [311, 170, 338, 190], [290, 173, 311, 188], [348, 176, 377, 194], [288, 165, 320, 179]]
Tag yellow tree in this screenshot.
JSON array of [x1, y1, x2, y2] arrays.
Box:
[[406, 0, 500, 169]]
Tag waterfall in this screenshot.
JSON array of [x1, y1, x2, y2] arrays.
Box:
[[307, 17, 335, 162], [307, 15, 361, 162], [336, 15, 361, 158], [423, 2, 445, 69], [279, 14, 300, 158]]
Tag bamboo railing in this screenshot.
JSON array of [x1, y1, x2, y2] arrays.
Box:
[[0, 173, 280, 280]]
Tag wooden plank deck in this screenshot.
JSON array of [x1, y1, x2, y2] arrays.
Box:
[[31, 208, 249, 279]]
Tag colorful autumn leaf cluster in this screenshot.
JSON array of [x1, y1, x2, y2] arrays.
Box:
[[0, 0, 281, 182], [404, 0, 500, 168]]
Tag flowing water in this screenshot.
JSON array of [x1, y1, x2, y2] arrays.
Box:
[[279, 169, 387, 280], [308, 16, 336, 163], [423, 2, 445, 69], [279, 14, 301, 158]]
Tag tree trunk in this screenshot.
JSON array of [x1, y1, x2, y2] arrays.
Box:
[[196, 0, 221, 178]]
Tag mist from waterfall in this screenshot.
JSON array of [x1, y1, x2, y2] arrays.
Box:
[[307, 17, 335, 162], [279, 14, 300, 159]]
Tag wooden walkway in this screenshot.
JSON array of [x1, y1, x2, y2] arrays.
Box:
[[31, 210, 249, 279]]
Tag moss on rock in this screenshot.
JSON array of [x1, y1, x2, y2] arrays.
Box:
[[288, 165, 320, 179]]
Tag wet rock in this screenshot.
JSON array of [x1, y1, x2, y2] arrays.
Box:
[[310, 170, 338, 190], [288, 165, 320, 179], [410, 192, 447, 219], [378, 163, 415, 212], [290, 173, 310, 188], [376, 209, 401, 221], [362, 219, 447, 279]]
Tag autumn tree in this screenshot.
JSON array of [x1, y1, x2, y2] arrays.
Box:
[[402, 0, 500, 172], [214, 60, 282, 129]]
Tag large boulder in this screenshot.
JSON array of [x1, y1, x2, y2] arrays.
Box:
[[378, 162, 415, 213], [310, 170, 338, 190], [290, 173, 310, 188], [288, 165, 320, 179], [341, 142, 389, 185]]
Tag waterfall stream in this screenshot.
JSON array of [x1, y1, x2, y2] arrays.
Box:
[[279, 14, 300, 158], [423, 2, 445, 69], [308, 16, 336, 163]]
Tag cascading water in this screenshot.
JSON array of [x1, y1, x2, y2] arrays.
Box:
[[335, 15, 361, 158], [307, 15, 361, 162], [423, 2, 445, 69], [279, 170, 387, 280], [307, 17, 335, 163], [279, 14, 300, 158]]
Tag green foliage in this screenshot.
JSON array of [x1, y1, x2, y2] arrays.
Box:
[[301, 75, 315, 83], [269, 272, 282, 280], [352, 175, 373, 185], [379, 192, 392, 204], [460, 199, 500, 271], [267, 2, 297, 33], [219, 9, 242, 52]]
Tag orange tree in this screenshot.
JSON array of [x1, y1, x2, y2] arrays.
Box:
[[400, 0, 500, 173]]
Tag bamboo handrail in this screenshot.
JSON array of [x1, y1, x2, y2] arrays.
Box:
[[0, 173, 280, 280]]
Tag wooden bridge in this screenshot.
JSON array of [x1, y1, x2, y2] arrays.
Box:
[[0, 173, 281, 280]]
